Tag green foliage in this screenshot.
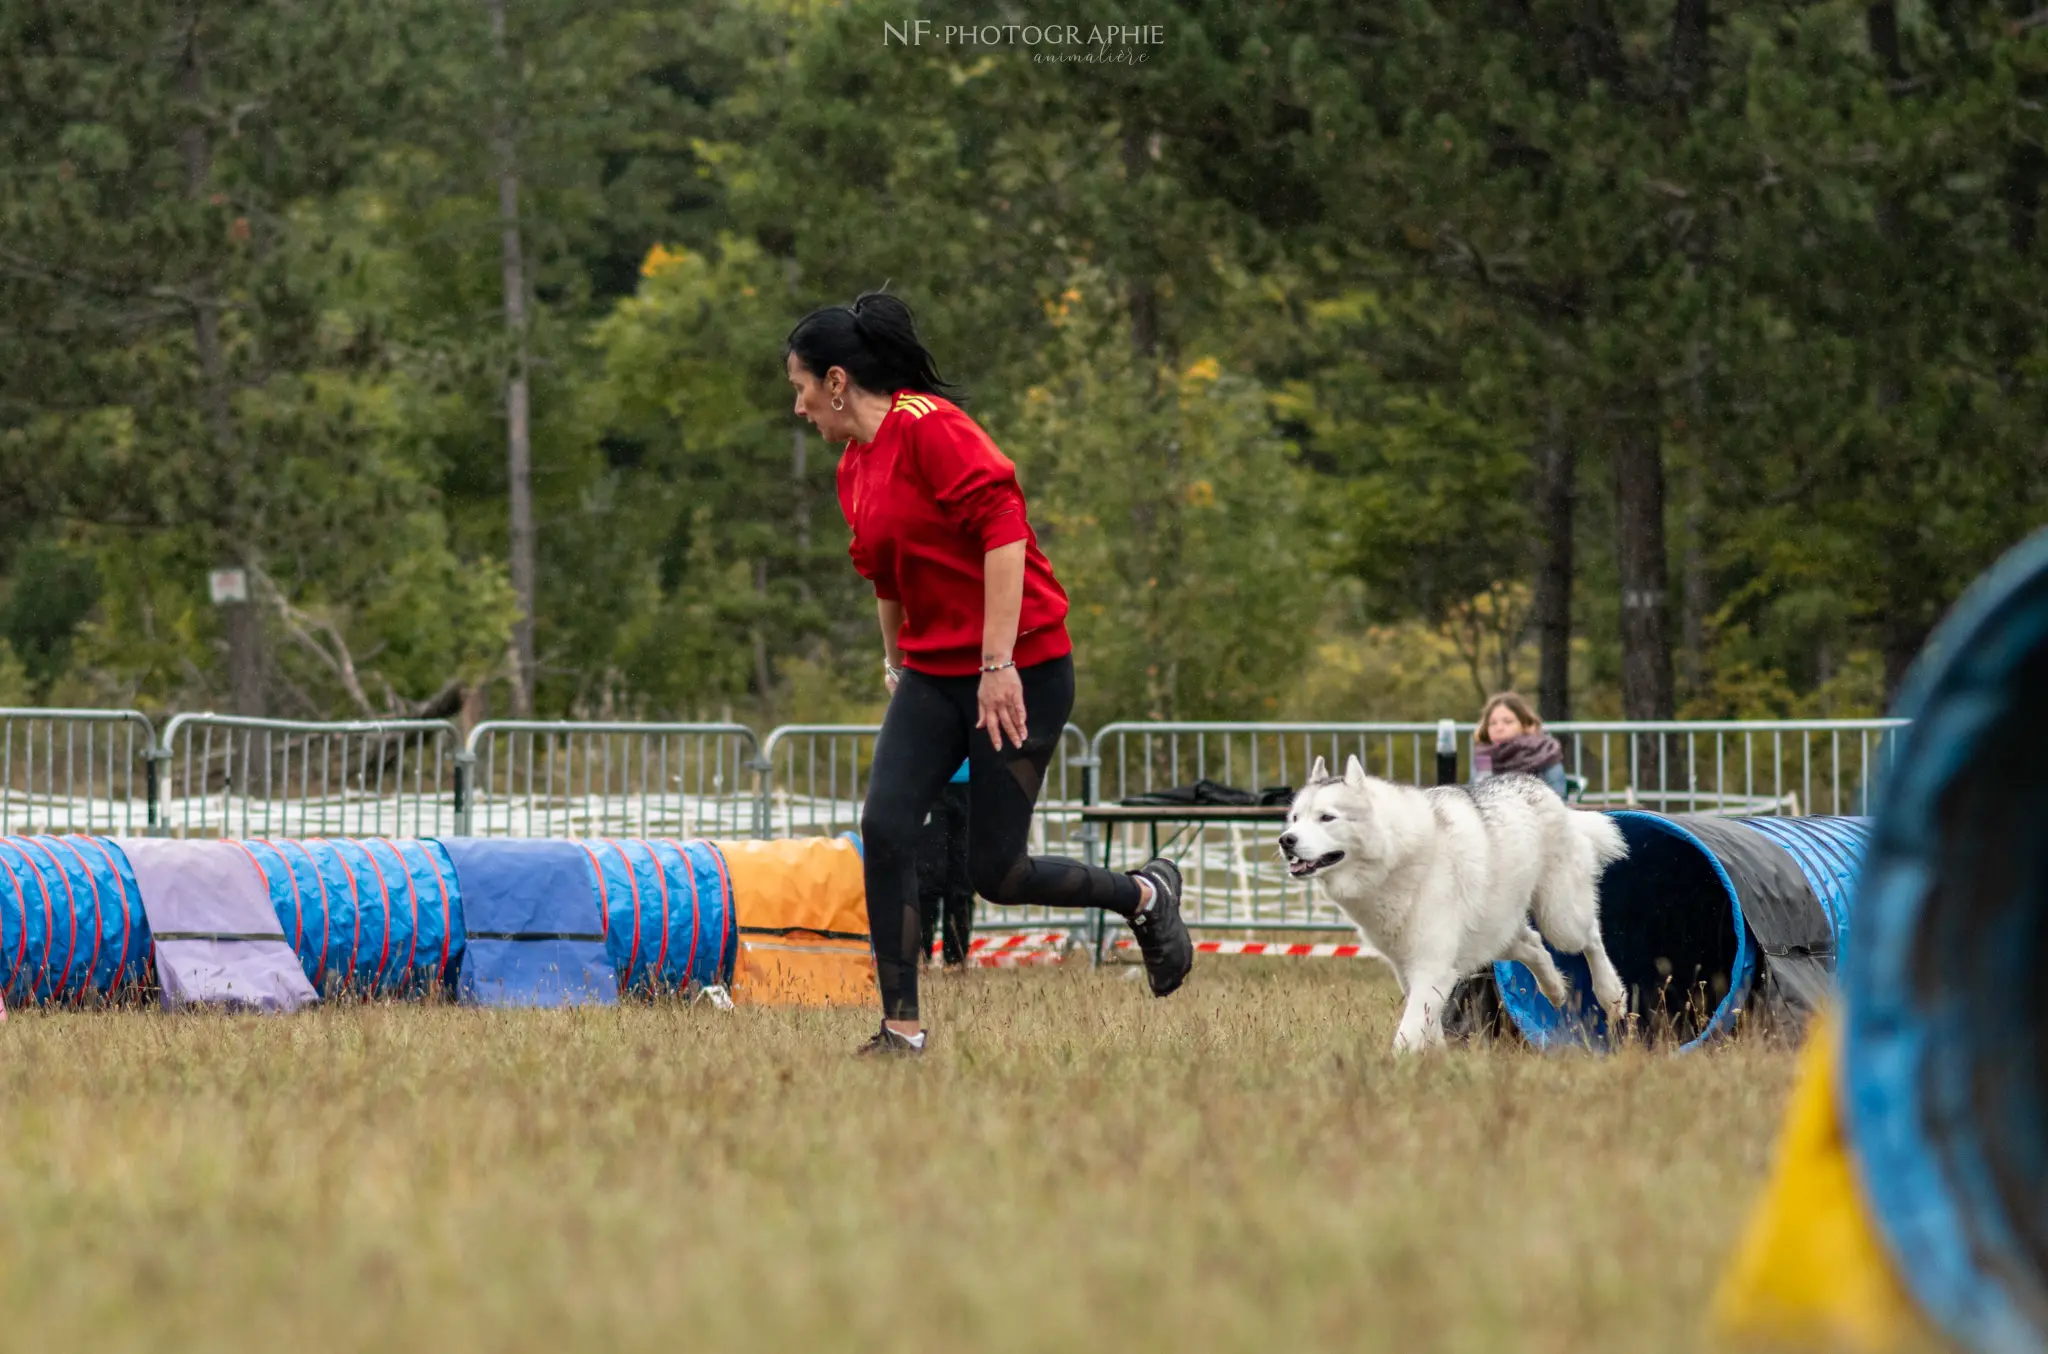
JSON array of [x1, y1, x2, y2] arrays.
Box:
[[0, 640, 30, 708], [1008, 271, 1318, 725], [1277, 327, 1537, 623], [0, 539, 100, 696], [0, 0, 523, 716], [2, 0, 2042, 724], [587, 234, 861, 718]]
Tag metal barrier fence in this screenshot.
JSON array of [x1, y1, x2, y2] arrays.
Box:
[[759, 723, 1095, 932], [0, 707, 1910, 939], [1089, 722, 1441, 933], [1085, 718, 1909, 932], [1541, 719, 1907, 818], [156, 714, 463, 839], [459, 721, 761, 838], [757, 723, 1091, 838], [0, 708, 159, 835]]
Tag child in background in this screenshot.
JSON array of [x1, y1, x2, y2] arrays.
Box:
[[1472, 691, 1570, 801], [916, 759, 975, 967]]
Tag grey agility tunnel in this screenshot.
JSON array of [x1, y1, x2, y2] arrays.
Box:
[[1482, 811, 1869, 1051]]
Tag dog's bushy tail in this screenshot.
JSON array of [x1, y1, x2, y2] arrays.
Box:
[[1568, 809, 1629, 875]]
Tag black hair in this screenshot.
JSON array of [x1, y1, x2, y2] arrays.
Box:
[[783, 289, 963, 403]]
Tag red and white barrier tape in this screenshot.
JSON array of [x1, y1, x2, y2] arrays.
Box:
[[1117, 938, 1380, 959], [966, 948, 1069, 968], [930, 932, 1075, 968], [966, 933, 1071, 952], [934, 931, 1380, 965]]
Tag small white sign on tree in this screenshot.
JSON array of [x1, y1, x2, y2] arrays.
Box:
[[208, 568, 249, 605]]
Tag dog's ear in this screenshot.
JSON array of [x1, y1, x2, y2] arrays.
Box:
[[1344, 754, 1369, 788], [1309, 755, 1329, 784]]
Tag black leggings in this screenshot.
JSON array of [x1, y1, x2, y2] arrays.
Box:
[[915, 781, 974, 966], [861, 654, 1141, 1020]]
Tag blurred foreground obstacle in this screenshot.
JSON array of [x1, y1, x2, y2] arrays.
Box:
[[1717, 525, 2048, 1354]]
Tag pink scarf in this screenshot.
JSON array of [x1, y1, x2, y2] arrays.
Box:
[[1485, 731, 1564, 776]]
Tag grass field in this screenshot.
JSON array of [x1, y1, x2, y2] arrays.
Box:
[[0, 959, 1814, 1354]]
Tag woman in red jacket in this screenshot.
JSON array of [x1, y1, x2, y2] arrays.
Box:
[[785, 291, 1193, 1055]]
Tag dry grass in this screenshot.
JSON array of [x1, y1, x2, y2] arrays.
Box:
[[0, 960, 1807, 1354]]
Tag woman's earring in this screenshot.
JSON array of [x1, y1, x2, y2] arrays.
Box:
[[831, 394, 845, 411]]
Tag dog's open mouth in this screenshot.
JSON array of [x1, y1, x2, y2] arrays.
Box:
[[1285, 850, 1345, 879]]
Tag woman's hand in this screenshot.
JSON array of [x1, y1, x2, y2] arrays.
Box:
[[877, 600, 905, 697], [977, 666, 1028, 751]]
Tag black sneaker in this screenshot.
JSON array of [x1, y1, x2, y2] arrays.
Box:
[[1129, 858, 1193, 997], [854, 1023, 928, 1057]]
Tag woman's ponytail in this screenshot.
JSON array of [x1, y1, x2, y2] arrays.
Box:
[[785, 288, 963, 402]]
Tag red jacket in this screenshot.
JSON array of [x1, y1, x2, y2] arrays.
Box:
[[836, 390, 1072, 677]]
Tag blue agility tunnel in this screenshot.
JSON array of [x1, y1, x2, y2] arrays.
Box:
[[444, 838, 737, 1007], [0, 835, 149, 1003], [237, 838, 465, 997], [585, 838, 736, 995], [240, 836, 736, 1005], [1, 834, 740, 1010], [1489, 812, 1870, 1051], [1835, 525, 2048, 1354]]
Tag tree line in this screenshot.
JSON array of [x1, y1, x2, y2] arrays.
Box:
[[2, 0, 2042, 735]]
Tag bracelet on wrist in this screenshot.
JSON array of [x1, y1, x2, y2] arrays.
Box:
[[980, 658, 1016, 674]]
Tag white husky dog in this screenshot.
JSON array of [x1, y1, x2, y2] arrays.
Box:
[[1279, 755, 1630, 1053]]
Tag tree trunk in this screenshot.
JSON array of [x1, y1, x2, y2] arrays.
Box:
[[1669, 0, 1710, 107], [223, 597, 264, 718], [1532, 405, 1575, 722], [491, 0, 536, 716], [1120, 110, 1175, 718], [1681, 460, 1707, 705], [1869, 1, 1916, 707], [751, 557, 773, 720], [1613, 394, 1675, 792], [1680, 347, 1711, 705], [1120, 122, 1159, 361], [1998, 83, 2044, 394], [1866, 2, 1901, 80], [793, 425, 810, 553], [459, 682, 489, 740], [785, 258, 816, 608], [1867, 3, 1905, 417], [1881, 617, 1923, 703], [2005, 147, 2044, 259], [1565, 0, 1628, 96], [179, 18, 265, 716]]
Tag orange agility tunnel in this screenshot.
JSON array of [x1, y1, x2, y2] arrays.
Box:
[[714, 832, 875, 1007]]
